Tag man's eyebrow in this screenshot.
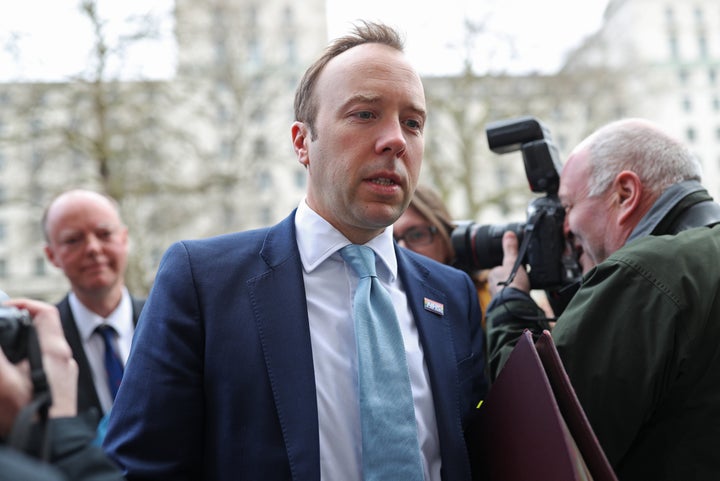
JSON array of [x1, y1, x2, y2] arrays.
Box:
[[409, 105, 427, 121]]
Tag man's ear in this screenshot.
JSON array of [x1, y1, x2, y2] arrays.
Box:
[[44, 245, 61, 268], [613, 170, 643, 225], [292, 121, 310, 168]]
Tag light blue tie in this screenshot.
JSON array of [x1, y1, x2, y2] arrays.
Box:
[[341, 244, 424, 481]]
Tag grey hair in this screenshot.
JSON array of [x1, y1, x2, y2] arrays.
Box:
[[585, 119, 702, 197]]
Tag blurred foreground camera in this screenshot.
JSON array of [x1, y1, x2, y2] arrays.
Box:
[[0, 302, 33, 363], [452, 116, 581, 312]]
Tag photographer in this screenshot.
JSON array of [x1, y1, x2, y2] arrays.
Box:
[[0, 298, 123, 481], [486, 118, 720, 480]]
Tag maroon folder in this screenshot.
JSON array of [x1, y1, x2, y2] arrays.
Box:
[[476, 329, 617, 481]]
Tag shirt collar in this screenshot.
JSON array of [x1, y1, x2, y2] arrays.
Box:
[[70, 287, 132, 342], [295, 199, 398, 281]]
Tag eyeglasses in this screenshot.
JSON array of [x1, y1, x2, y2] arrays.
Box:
[[394, 225, 439, 248]]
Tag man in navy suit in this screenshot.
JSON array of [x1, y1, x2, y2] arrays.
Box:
[[104, 21, 488, 480]]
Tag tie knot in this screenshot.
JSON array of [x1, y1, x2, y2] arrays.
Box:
[[340, 244, 377, 279], [96, 324, 118, 340]]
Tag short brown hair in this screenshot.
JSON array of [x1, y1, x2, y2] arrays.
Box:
[[293, 21, 405, 140]]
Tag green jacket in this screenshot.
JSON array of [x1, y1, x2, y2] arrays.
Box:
[[486, 182, 720, 480]]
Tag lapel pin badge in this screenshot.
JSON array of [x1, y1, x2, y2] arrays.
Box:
[[423, 297, 444, 316]]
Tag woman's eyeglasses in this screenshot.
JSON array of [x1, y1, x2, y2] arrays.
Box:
[[394, 225, 439, 247]]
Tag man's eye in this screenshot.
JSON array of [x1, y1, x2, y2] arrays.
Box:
[[355, 111, 374, 120], [405, 119, 423, 131]]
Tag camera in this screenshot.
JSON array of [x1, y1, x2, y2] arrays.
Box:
[[452, 116, 581, 296], [0, 304, 33, 363]]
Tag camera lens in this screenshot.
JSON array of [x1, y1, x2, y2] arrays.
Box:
[[452, 221, 524, 271]]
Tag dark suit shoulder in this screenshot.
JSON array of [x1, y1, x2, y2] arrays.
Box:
[[397, 245, 472, 283]]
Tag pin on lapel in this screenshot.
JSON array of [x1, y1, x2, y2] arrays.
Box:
[[423, 297, 444, 316]]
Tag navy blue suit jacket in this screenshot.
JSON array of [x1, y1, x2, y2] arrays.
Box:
[[104, 211, 488, 481]]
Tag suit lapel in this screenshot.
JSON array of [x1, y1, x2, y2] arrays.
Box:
[[248, 214, 320, 481], [130, 296, 145, 326], [397, 249, 470, 476], [57, 296, 103, 415], [397, 249, 457, 397]]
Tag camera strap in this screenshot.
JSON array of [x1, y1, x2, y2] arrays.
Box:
[[499, 211, 541, 287], [7, 324, 53, 462]]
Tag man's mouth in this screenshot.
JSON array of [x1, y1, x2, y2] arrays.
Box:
[[370, 178, 396, 186]]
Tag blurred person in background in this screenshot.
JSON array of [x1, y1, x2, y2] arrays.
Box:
[[42, 189, 144, 424]]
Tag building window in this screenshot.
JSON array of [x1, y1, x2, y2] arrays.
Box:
[[686, 127, 697, 142], [709, 69, 717, 85], [286, 37, 297, 65], [668, 34, 679, 59], [214, 41, 227, 65], [678, 69, 688, 85], [713, 97, 720, 111], [0, 259, 7, 278], [248, 5, 258, 26], [557, 135, 568, 153], [664, 6, 674, 24], [34, 256, 47, 276], [250, 107, 265, 123], [282, 6, 294, 24], [248, 38, 262, 66], [219, 140, 234, 160], [716, 127, 720, 141], [693, 7, 703, 24], [682, 96, 692, 112], [256, 170, 272, 191], [254, 138, 267, 157], [259, 206, 272, 225], [0, 222, 6, 243], [698, 34, 708, 59], [294, 169, 306, 189]]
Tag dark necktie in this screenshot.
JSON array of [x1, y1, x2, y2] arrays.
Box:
[[95, 325, 124, 400], [340, 244, 424, 481]]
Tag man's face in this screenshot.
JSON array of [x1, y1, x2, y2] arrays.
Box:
[[293, 43, 426, 244], [558, 149, 617, 273], [44, 192, 128, 298]]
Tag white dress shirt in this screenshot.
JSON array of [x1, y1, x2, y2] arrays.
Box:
[[295, 199, 441, 481], [70, 287, 134, 414]]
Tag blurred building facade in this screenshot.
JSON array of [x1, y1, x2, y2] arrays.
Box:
[[0, 0, 718, 300]]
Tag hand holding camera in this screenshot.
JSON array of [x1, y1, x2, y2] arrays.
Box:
[[453, 116, 582, 315], [0, 297, 78, 438]]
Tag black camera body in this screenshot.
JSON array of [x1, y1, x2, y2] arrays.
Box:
[[0, 305, 33, 363], [452, 116, 581, 291]]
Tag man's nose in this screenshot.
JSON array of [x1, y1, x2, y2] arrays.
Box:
[[377, 119, 407, 157], [85, 233, 103, 252]]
